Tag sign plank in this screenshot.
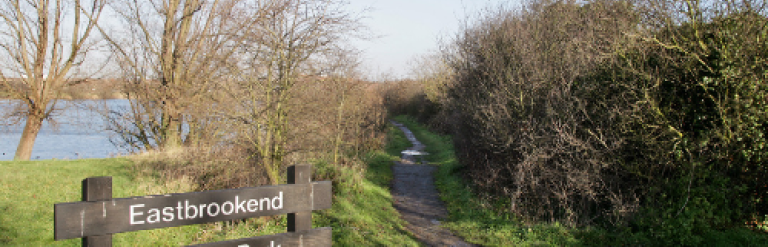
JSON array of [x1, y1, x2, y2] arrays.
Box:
[[55, 182, 331, 240], [187, 227, 332, 247]]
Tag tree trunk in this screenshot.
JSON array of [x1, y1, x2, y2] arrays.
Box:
[[161, 102, 183, 150], [164, 119, 182, 149], [333, 94, 346, 165], [14, 113, 44, 160]]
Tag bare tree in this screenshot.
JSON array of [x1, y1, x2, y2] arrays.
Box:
[[0, 0, 106, 160], [96, 0, 368, 186], [409, 52, 452, 105], [104, 0, 249, 151], [222, 0, 365, 184]]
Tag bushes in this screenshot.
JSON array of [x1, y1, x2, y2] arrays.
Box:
[[614, 8, 768, 244], [381, 79, 442, 124], [121, 75, 388, 195], [442, 0, 642, 226], [400, 0, 768, 244]]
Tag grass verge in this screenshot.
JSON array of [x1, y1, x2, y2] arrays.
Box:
[[0, 159, 205, 246], [313, 122, 421, 246], [391, 115, 768, 247], [0, 123, 421, 246]]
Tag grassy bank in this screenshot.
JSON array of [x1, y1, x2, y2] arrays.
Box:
[[391, 115, 768, 247], [0, 123, 421, 246], [313, 123, 421, 246], [0, 159, 206, 246]]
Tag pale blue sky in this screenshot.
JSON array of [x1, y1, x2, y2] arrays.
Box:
[[346, 0, 517, 79]]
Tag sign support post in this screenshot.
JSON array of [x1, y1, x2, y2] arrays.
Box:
[[82, 177, 112, 247], [287, 165, 311, 232]]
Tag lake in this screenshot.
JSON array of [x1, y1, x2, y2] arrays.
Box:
[[1, 99, 129, 161]]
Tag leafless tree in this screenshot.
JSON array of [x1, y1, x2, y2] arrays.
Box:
[[100, 0, 369, 186], [103, 0, 250, 151], [0, 0, 107, 160], [221, 0, 366, 184]]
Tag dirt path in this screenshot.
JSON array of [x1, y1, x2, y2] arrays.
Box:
[[390, 120, 477, 247]]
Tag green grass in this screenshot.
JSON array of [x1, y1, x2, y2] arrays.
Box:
[[391, 115, 768, 246], [0, 124, 422, 246], [0, 159, 131, 246], [0, 158, 305, 246], [313, 123, 422, 246], [0, 158, 215, 246]]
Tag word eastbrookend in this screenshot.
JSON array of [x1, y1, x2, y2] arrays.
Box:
[[130, 192, 284, 225]]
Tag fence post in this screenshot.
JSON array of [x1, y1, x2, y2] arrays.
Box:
[[82, 176, 112, 247], [287, 165, 312, 232]]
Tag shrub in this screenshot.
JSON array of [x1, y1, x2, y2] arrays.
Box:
[[414, 0, 768, 244], [443, 0, 641, 226]]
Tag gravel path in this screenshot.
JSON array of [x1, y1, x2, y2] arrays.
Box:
[[390, 120, 477, 247]]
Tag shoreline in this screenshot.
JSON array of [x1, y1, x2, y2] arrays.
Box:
[[0, 93, 127, 101]]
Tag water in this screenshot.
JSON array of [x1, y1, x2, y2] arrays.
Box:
[[0, 99, 129, 161]]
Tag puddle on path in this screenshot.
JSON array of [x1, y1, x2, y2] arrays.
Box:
[[390, 120, 477, 247]]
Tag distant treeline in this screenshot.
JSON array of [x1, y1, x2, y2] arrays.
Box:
[[1, 78, 124, 99], [388, 0, 768, 245]]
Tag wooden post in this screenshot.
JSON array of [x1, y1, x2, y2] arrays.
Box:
[[287, 165, 312, 232], [82, 177, 112, 247]]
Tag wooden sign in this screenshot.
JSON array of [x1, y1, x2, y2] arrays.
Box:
[[187, 227, 331, 247], [54, 165, 332, 246]]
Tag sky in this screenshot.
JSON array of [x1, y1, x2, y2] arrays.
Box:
[[346, 0, 517, 80], [0, 0, 516, 80]]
